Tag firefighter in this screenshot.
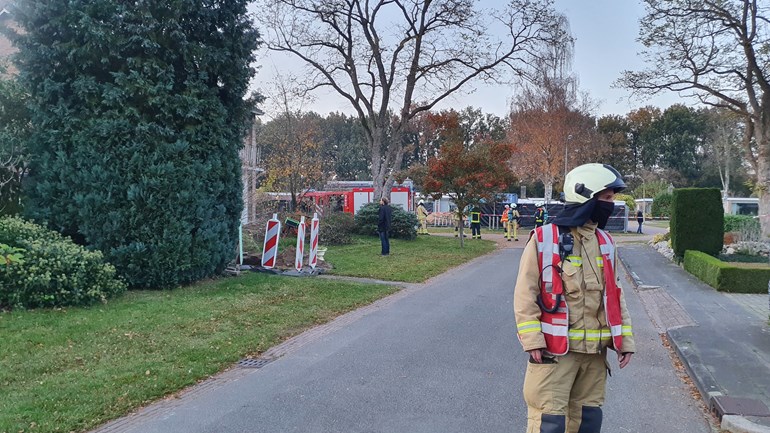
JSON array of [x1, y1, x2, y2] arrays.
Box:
[[470, 204, 482, 239], [534, 201, 546, 228], [501, 204, 510, 239], [416, 200, 430, 235], [514, 163, 635, 433], [510, 203, 521, 241]]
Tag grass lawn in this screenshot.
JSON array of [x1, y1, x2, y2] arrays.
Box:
[[324, 234, 497, 282], [0, 273, 397, 433]]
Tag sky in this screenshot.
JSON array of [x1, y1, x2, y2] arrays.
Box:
[[250, 0, 684, 119]]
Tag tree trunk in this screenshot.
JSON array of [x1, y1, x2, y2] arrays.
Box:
[[756, 121, 770, 239]]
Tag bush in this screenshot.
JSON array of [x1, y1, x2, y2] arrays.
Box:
[[0, 217, 126, 309], [684, 250, 770, 294], [17, 1, 258, 289], [724, 214, 761, 242], [671, 188, 723, 258], [616, 193, 636, 213], [651, 192, 673, 218], [354, 202, 418, 240], [319, 212, 355, 245]]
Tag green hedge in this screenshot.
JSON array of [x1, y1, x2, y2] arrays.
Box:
[[354, 202, 418, 240], [671, 188, 723, 257], [724, 214, 761, 236], [0, 217, 126, 309], [684, 250, 770, 293], [651, 192, 673, 218]]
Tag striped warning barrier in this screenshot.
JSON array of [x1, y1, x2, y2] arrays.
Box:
[[261, 213, 281, 269], [309, 213, 319, 269], [295, 216, 306, 271]]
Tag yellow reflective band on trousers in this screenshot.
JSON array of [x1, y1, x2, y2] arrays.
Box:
[[518, 321, 542, 334], [568, 329, 612, 341]]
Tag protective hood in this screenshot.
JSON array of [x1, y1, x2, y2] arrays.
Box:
[[551, 199, 598, 228]]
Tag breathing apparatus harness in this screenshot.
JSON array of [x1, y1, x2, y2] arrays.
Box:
[[535, 226, 574, 314]]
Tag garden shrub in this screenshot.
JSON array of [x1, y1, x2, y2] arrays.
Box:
[[319, 212, 355, 245], [615, 193, 636, 213], [684, 250, 770, 294], [724, 214, 761, 242], [651, 192, 673, 218], [0, 217, 126, 309], [671, 188, 723, 258], [354, 202, 418, 240]]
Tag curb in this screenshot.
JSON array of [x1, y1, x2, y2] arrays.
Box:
[[617, 247, 770, 433]]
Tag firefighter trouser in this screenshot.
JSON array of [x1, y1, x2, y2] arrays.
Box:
[[507, 221, 518, 240], [471, 222, 481, 238], [418, 217, 428, 234], [523, 351, 607, 433]]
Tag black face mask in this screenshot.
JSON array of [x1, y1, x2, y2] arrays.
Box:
[[591, 200, 615, 229]]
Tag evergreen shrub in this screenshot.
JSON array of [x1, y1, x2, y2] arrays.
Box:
[[13, 1, 259, 289], [671, 188, 723, 258], [724, 214, 761, 242], [354, 203, 418, 240], [615, 193, 636, 213], [651, 192, 673, 218], [319, 212, 354, 245], [684, 250, 770, 294], [0, 217, 126, 309]]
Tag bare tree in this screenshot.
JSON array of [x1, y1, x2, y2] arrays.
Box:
[[258, 0, 562, 200], [618, 0, 770, 236], [507, 14, 598, 200]]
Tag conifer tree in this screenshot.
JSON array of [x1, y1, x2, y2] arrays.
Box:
[[11, 0, 260, 288]]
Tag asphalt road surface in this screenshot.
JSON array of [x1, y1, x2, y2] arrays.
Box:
[[101, 245, 714, 433]]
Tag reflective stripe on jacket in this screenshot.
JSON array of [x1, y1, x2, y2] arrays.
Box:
[[471, 211, 481, 223]]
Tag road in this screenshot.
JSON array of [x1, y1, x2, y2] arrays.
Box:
[[97, 242, 713, 433]]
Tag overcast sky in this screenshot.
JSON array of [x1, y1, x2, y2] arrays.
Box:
[[250, 0, 684, 118]]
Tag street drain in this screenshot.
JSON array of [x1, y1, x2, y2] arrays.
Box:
[[237, 357, 275, 369]]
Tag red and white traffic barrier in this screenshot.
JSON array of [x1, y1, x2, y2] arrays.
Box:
[[295, 216, 306, 271], [261, 213, 281, 269], [309, 213, 319, 269]]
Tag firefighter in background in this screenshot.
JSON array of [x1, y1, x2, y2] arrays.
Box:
[[416, 200, 430, 235], [534, 201, 546, 228], [514, 163, 635, 433], [470, 204, 482, 239], [501, 204, 510, 239], [509, 203, 521, 241], [452, 206, 467, 237]]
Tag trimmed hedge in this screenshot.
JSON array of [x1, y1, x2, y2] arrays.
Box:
[[354, 202, 418, 240], [684, 250, 770, 293], [0, 217, 126, 309], [671, 188, 723, 258]]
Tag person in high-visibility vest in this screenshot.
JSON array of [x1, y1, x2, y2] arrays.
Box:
[[501, 204, 510, 239], [509, 203, 521, 241], [416, 200, 430, 235], [470, 205, 482, 239], [514, 163, 635, 433], [534, 201, 546, 227]]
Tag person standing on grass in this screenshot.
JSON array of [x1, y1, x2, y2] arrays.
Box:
[[636, 209, 644, 234], [378, 197, 393, 256]]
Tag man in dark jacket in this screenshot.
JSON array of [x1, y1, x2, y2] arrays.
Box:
[[378, 197, 393, 256]]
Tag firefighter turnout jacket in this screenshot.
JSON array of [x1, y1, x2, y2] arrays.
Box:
[[514, 222, 635, 355]]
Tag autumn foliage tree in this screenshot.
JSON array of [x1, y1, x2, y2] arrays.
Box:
[[422, 111, 514, 247]]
